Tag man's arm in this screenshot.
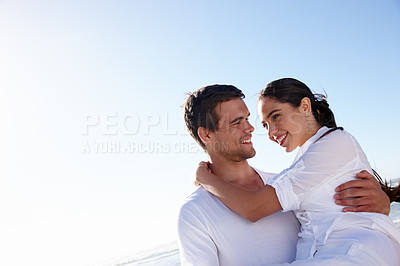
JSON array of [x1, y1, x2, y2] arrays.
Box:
[[334, 170, 390, 215], [177, 203, 219, 265]]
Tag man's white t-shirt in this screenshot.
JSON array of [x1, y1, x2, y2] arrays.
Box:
[[177, 168, 300, 266]]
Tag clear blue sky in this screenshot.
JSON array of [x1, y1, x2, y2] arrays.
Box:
[[1, 1, 399, 265]]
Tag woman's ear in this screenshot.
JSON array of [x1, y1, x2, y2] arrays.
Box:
[[299, 97, 312, 116]]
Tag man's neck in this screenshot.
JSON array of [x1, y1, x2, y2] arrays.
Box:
[[208, 157, 264, 191]]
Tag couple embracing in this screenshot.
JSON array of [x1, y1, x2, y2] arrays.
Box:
[[178, 78, 400, 265]]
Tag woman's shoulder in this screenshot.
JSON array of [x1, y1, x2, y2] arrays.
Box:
[[298, 128, 365, 170], [310, 128, 358, 154], [318, 128, 355, 143]]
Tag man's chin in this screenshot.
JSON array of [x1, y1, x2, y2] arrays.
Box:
[[248, 150, 256, 159], [217, 148, 256, 162], [241, 149, 256, 160]]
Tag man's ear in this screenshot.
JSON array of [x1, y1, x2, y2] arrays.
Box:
[[198, 126, 212, 145], [299, 97, 312, 116]]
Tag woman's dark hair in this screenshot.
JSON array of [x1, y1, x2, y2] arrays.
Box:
[[259, 77, 400, 203], [374, 170, 400, 203], [258, 78, 338, 129]]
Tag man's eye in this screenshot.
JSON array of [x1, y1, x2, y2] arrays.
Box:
[[272, 114, 279, 119]]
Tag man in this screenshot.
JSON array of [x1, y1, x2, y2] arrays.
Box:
[[178, 85, 390, 265]]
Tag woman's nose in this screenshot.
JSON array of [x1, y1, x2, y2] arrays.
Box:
[[268, 124, 277, 139]]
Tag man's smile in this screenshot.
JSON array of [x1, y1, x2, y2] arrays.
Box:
[[241, 136, 252, 144]]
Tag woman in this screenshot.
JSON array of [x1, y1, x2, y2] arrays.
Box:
[[195, 78, 400, 265]]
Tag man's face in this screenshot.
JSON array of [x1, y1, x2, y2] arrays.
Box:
[[208, 98, 256, 162]]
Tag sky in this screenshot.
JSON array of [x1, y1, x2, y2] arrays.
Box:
[[1, 1, 399, 265]]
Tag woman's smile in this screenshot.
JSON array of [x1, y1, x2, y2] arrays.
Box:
[[274, 132, 288, 146]]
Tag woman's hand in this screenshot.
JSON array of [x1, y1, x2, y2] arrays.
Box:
[[193, 161, 211, 186]]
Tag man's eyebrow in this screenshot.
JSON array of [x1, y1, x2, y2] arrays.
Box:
[[229, 113, 250, 124], [267, 109, 280, 119], [229, 116, 243, 124]]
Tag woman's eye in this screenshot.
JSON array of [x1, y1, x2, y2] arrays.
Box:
[[272, 114, 279, 119]]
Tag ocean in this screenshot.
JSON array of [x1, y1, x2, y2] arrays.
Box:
[[101, 242, 180, 266], [110, 202, 400, 265]]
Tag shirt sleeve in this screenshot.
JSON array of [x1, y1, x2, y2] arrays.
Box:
[[267, 131, 367, 212], [177, 202, 219, 266]]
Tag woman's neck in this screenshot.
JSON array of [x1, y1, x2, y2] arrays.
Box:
[[300, 121, 322, 147]]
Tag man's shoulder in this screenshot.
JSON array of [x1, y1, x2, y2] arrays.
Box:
[[252, 167, 277, 184], [182, 186, 213, 202], [178, 187, 216, 217]]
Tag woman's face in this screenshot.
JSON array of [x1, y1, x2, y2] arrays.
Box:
[[258, 97, 310, 153]]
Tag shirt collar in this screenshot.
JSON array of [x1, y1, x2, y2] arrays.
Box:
[[294, 126, 330, 162]]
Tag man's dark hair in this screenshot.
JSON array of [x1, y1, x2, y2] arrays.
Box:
[[183, 84, 245, 150]]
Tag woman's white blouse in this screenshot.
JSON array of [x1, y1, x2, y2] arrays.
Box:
[[267, 126, 400, 260]]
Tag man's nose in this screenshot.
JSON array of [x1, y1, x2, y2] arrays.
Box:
[[244, 120, 255, 133]]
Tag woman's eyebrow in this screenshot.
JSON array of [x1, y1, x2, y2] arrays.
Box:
[[267, 109, 280, 118]]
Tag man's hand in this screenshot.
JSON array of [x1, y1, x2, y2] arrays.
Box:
[[334, 170, 390, 215]]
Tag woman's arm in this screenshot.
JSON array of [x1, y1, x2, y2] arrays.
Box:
[[195, 162, 282, 222]]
